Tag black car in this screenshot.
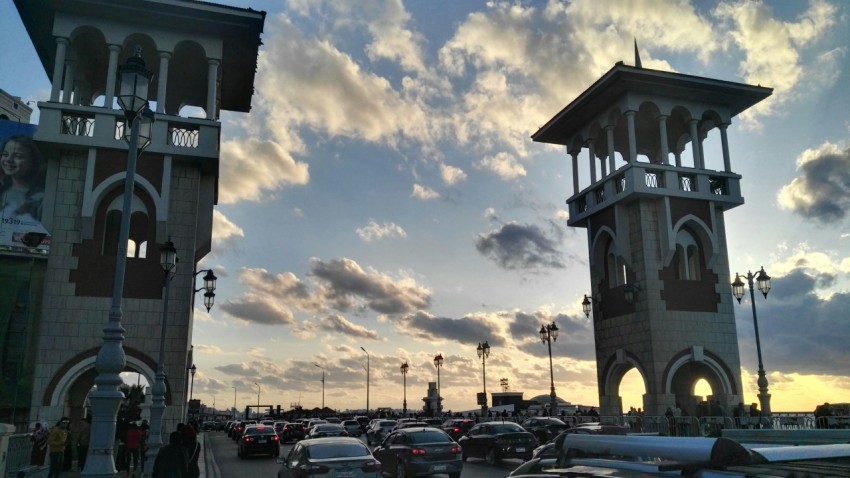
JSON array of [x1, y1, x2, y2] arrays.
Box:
[[238, 424, 280, 458], [457, 421, 537, 465], [275, 422, 305, 443], [520, 417, 570, 444], [441, 418, 475, 441], [372, 427, 463, 478]]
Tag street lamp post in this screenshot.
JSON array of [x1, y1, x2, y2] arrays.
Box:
[[144, 240, 177, 477], [433, 354, 443, 417], [254, 382, 261, 418], [232, 386, 236, 418], [187, 364, 196, 421], [83, 47, 153, 477], [314, 363, 325, 409], [476, 341, 490, 417], [400, 362, 409, 416], [732, 266, 772, 417], [539, 322, 559, 417], [193, 269, 217, 312], [360, 347, 370, 414]]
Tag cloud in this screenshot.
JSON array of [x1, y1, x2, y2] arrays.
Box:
[[393, 310, 506, 345], [218, 294, 296, 325], [712, 0, 838, 126], [440, 164, 467, 186], [218, 138, 309, 204], [209, 210, 244, 256], [476, 152, 527, 180], [356, 220, 408, 242], [310, 258, 431, 314], [777, 142, 850, 223], [319, 314, 382, 340], [475, 222, 565, 270], [411, 184, 440, 200]]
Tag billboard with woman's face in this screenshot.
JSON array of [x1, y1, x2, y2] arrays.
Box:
[[0, 120, 50, 255]]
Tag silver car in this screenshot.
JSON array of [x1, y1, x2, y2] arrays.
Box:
[[278, 437, 382, 478]]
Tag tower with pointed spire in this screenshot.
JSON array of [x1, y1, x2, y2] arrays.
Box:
[[532, 58, 771, 417]]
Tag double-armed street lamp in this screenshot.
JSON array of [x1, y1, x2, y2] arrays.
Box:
[[85, 47, 154, 477], [539, 322, 559, 416], [731, 266, 772, 416], [400, 362, 409, 416], [433, 354, 444, 417], [360, 347, 370, 414], [476, 341, 490, 416], [188, 364, 197, 419], [314, 363, 325, 409], [194, 269, 217, 312]]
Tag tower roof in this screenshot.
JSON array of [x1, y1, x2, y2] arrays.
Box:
[[531, 63, 772, 146]]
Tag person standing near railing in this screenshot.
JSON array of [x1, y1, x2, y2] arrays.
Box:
[[29, 422, 48, 466], [46, 417, 69, 478]]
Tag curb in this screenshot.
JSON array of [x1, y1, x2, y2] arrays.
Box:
[[203, 434, 220, 478]]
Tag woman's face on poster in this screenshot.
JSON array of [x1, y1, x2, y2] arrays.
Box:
[[1, 139, 34, 179]]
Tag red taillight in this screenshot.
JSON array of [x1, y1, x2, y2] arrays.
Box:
[[271, 435, 279, 441], [453, 427, 460, 433], [361, 460, 382, 472], [411, 448, 426, 455], [243, 437, 253, 443], [451, 446, 461, 454]]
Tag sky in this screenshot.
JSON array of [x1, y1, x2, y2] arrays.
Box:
[[2, 0, 850, 416]]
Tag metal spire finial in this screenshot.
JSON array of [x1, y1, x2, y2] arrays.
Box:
[[634, 38, 642, 68]]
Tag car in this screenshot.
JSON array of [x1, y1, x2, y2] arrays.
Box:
[[441, 418, 475, 441], [238, 424, 280, 459], [342, 419, 363, 437], [372, 427, 463, 478], [277, 422, 305, 443], [277, 437, 382, 478], [366, 420, 398, 445], [325, 417, 342, 424], [457, 421, 537, 465], [233, 420, 258, 441], [422, 418, 443, 428], [304, 419, 328, 434], [520, 417, 570, 444], [308, 423, 350, 438], [530, 424, 630, 460], [395, 421, 430, 430]]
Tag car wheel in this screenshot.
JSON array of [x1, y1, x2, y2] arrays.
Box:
[[396, 461, 407, 478], [485, 448, 498, 465]]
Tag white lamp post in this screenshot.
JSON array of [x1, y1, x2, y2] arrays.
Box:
[[83, 47, 153, 477]]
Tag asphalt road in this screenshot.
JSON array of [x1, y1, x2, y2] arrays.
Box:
[[206, 431, 522, 478]]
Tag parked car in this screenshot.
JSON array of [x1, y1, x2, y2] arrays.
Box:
[[457, 421, 537, 465], [520, 417, 570, 444], [395, 421, 430, 430], [366, 420, 398, 445], [372, 427, 462, 478], [441, 418, 475, 441], [422, 418, 443, 428], [238, 424, 280, 458], [277, 437, 382, 478], [309, 423, 350, 438], [342, 419, 363, 437]]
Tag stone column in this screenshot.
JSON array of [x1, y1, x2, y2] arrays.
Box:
[[625, 111, 637, 163], [657, 115, 669, 164], [103, 45, 121, 109], [156, 52, 172, 114], [51, 37, 69, 102], [206, 59, 220, 119]]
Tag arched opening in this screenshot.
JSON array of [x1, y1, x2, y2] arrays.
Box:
[[619, 367, 647, 413]]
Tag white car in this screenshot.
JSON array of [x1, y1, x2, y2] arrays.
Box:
[[342, 419, 363, 436]]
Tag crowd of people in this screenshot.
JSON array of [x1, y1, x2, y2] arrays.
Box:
[[28, 418, 200, 478]]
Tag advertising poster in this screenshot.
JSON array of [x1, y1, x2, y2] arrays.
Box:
[[0, 119, 50, 255]]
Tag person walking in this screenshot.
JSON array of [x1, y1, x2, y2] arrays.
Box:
[[47, 418, 69, 478], [76, 417, 90, 471], [153, 432, 189, 478], [125, 423, 143, 473], [30, 422, 48, 466]]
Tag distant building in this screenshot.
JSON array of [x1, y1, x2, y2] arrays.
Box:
[[0, 89, 32, 123]]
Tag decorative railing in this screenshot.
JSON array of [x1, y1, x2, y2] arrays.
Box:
[[680, 174, 695, 191], [644, 170, 663, 188], [61, 112, 95, 137], [169, 124, 200, 148]]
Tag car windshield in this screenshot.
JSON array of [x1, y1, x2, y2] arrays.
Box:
[[308, 443, 369, 459], [245, 427, 273, 435], [492, 423, 524, 433], [379, 421, 397, 427], [408, 431, 452, 444], [316, 424, 343, 431]]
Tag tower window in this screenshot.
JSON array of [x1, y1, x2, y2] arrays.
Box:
[[675, 229, 701, 280]]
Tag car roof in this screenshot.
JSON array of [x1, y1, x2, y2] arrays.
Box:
[[301, 437, 366, 446]]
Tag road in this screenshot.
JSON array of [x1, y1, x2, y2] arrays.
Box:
[[206, 431, 523, 478]]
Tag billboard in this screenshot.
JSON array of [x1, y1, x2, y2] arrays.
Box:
[[0, 120, 50, 255]]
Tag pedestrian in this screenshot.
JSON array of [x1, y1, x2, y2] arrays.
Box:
[[30, 422, 48, 466], [47, 417, 69, 478], [153, 432, 188, 478], [180, 422, 200, 478], [76, 417, 90, 471], [125, 422, 143, 473]]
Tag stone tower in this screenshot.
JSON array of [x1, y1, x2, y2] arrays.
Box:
[[4, 0, 264, 432], [532, 62, 771, 417]]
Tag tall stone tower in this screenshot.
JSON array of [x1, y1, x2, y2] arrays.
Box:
[[4, 0, 264, 432], [532, 62, 771, 417]]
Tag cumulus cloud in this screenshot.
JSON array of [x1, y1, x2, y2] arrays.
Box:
[[411, 184, 440, 200], [475, 222, 565, 270], [440, 164, 467, 186], [319, 314, 382, 340], [356, 220, 408, 242], [393, 310, 506, 345], [219, 294, 296, 325], [777, 143, 850, 223], [218, 138, 309, 204], [476, 152, 527, 180], [310, 258, 431, 314]]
